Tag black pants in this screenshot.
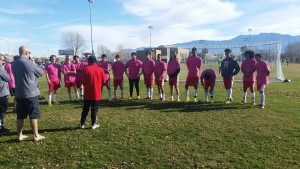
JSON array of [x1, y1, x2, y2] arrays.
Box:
[[80, 100, 100, 125], [0, 96, 8, 126], [129, 77, 140, 97]]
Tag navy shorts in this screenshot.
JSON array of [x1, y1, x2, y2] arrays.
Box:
[[16, 96, 41, 119], [9, 88, 15, 96]]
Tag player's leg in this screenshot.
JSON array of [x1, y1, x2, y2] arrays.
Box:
[[135, 77, 140, 99], [241, 81, 248, 104], [250, 81, 255, 105], [129, 79, 134, 99], [47, 81, 54, 105]]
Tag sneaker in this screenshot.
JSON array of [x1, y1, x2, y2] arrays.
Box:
[[79, 123, 85, 129], [210, 99, 214, 103], [252, 101, 256, 106], [108, 99, 112, 101], [129, 97, 132, 100], [0, 126, 10, 134], [33, 135, 45, 142], [259, 104, 265, 109], [48, 102, 52, 106], [186, 98, 190, 102], [91, 124, 100, 129], [240, 100, 246, 105], [194, 98, 197, 102], [170, 97, 174, 101], [137, 96, 140, 100], [176, 98, 180, 102], [225, 99, 231, 104]]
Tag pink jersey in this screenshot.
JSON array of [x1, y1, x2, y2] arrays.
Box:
[[167, 59, 180, 75], [186, 56, 202, 77], [241, 59, 257, 81], [154, 61, 167, 79], [45, 63, 61, 81], [4, 63, 15, 88], [142, 59, 155, 75], [98, 61, 111, 80], [73, 62, 81, 79], [112, 60, 125, 80], [200, 69, 216, 83], [125, 59, 142, 80], [78, 61, 88, 80], [62, 63, 76, 83], [256, 61, 270, 85]]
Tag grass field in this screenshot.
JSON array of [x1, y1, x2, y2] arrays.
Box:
[[0, 63, 299, 168]]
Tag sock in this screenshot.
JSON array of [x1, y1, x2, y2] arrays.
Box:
[[243, 92, 247, 102], [185, 89, 189, 98], [194, 88, 198, 98], [226, 89, 230, 99], [48, 94, 52, 103], [229, 88, 233, 99], [204, 91, 208, 100], [210, 90, 214, 98], [114, 90, 117, 98], [68, 93, 72, 101], [176, 95, 180, 101], [80, 89, 83, 97], [108, 90, 111, 100], [150, 88, 153, 99], [0, 119, 2, 126], [121, 90, 124, 97], [170, 95, 174, 100], [53, 94, 58, 102], [261, 92, 265, 105], [160, 93, 163, 98], [76, 92, 79, 100], [162, 94, 165, 99], [146, 88, 149, 98], [251, 92, 255, 102]]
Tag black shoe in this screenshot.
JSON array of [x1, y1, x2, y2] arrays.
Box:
[[0, 126, 10, 133]]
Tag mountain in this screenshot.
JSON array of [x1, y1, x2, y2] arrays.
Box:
[[168, 33, 300, 53]]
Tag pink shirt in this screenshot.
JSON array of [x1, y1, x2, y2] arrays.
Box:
[[142, 59, 155, 75], [98, 61, 111, 80], [112, 60, 125, 80], [154, 61, 167, 79], [45, 63, 61, 82], [78, 61, 88, 80], [241, 59, 257, 81], [125, 59, 142, 80], [73, 62, 81, 79], [167, 59, 180, 75], [256, 61, 270, 85], [200, 69, 216, 83], [4, 63, 15, 88], [62, 63, 76, 83], [186, 56, 202, 77]]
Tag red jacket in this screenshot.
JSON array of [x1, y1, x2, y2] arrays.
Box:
[[82, 63, 106, 100]]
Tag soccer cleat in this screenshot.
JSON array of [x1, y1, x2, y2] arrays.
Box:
[[225, 99, 231, 104], [137, 96, 140, 100], [194, 98, 197, 102], [210, 99, 214, 103], [33, 135, 45, 142], [240, 100, 246, 105], [48, 102, 52, 106], [170, 97, 174, 101], [252, 101, 256, 106], [186, 98, 190, 102], [259, 104, 265, 109], [129, 97, 132, 100], [91, 124, 100, 129], [79, 123, 85, 129]]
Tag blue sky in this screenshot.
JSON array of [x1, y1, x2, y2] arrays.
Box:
[[0, 0, 300, 57]]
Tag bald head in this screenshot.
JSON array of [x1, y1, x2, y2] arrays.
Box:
[[19, 46, 30, 59]]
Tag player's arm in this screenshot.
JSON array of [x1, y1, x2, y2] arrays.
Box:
[[44, 66, 50, 84], [232, 61, 240, 76]]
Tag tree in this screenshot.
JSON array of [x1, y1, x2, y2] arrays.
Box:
[[61, 31, 87, 55], [116, 44, 129, 60], [97, 44, 112, 59], [285, 41, 300, 62]]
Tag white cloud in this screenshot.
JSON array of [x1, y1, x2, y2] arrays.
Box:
[[0, 7, 49, 15]]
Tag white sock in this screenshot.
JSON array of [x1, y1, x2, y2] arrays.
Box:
[[204, 91, 208, 100], [160, 93, 163, 98], [194, 88, 198, 98], [185, 89, 189, 98], [108, 90, 111, 100], [121, 90, 124, 97], [243, 92, 247, 101], [114, 90, 117, 97], [176, 95, 180, 101], [251, 92, 255, 102], [68, 93, 72, 101], [170, 95, 174, 100], [150, 88, 153, 99], [210, 90, 214, 98], [48, 94, 52, 103], [226, 89, 230, 99], [229, 88, 233, 99], [53, 94, 58, 102], [75, 92, 79, 100], [261, 92, 265, 105]]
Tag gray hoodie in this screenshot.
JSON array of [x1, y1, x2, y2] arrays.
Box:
[[0, 66, 10, 97]]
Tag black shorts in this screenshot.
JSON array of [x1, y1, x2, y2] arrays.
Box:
[[9, 88, 15, 96], [0, 96, 8, 118], [16, 96, 41, 119]]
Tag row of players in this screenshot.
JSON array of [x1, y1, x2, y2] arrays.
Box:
[[4, 47, 270, 109]]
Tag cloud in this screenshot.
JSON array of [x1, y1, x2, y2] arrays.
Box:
[[0, 7, 49, 15], [0, 17, 24, 25], [36, 18, 86, 29]]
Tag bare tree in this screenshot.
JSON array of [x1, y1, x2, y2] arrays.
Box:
[[97, 44, 112, 58], [116, 44, 130, 60], [285, 41, 300, 62], [61, 31, 87, 55]]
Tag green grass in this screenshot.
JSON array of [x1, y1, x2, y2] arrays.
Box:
[[0, 63, 299, 168]]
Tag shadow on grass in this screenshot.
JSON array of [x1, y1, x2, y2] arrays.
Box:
[[99, 99, 252, 113]]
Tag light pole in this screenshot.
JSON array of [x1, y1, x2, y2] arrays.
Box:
[[248, 28, 252, 48], [0, 39, 9, 55], [148, 26, 153, 53], [88, 0, 95, 56]]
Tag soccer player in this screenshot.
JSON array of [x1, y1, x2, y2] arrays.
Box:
[[4, 56, 16, 112], [45, 55, 61, 105], [154, 54, 167, 101], [221, 48, 240, 103], [185, 47, 202, 102], [125, 52, 142, 100], [200, 69, 216, 102], [142, 51, 155, 100], [62, 55, 77, 102], [78, 53, 91, 99], [98, 54, 111, 101], [111, 54, 125, 100], [79, 56, 106, 129], [167, 51, 180, 101], [255, 53, 270, 109], [73, 55, 83, 100], [240, 50, 257, 105]]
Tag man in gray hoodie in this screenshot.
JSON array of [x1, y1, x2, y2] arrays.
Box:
[[0, 54, 10, 134], [12, 46, 45, 141]]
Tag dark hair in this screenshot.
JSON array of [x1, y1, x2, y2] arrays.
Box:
[[255, 53, 262, 58], [88, 56, 97, 64], [115, 54, 120, 58], [169, 51, 177, 62], [101, 54, 107, 58], [73, 55, 79, 60], [204, 72, 211, 80], [224, 48, 232, 52], [146, 51, 151, 55], [49, 55, 56, 61], [245, 50, 255, 59], [192, 47, 197, 51], [157, 54, 161, 57], [131, 52, 136, 56]]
